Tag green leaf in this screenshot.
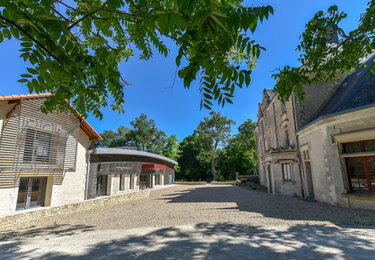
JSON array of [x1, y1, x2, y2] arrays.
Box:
[[27, 67, 38, 75], [245, 73, 251, 86], [21, 74, 33, 78], [21, 41, 33, 48], [17, 78, 29, 83], [3, 29, 11, 40]]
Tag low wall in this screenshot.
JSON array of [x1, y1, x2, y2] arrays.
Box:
[[174, 181, 207, 185], [210, 181, 235, 185], [0, 190, 149, 228]]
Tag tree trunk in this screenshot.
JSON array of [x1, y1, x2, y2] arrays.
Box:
[[211, 158, 217, 181]]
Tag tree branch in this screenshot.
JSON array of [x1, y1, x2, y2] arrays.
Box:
[[0, 15, 60, 61], [51, 5, 70, 23], [68, 1, 108, 30]]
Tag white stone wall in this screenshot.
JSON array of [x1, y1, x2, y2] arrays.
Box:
[[50, 129, 91, 206], [297, 106, 375, 209]]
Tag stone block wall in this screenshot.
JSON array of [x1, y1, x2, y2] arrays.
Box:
[[0, 189, 149, 228]]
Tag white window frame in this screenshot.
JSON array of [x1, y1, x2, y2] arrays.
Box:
[[282, 163, 292, 181]]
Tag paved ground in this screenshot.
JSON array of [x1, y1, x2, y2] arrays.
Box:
[[1, 185, 375, 259]]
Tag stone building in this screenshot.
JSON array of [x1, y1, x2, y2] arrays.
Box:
[[255, 89, 302, 198], [0, 93, 177, 218], [87, 148, 176, 199], [256, 55, 375, 210], [0, 93, 102, 217]]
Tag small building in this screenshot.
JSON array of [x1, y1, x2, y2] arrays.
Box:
[[86, 148, 177, 199], [0, 94, 102, 218], [256, 55, 375, 210], [297, 58, 375, 209]]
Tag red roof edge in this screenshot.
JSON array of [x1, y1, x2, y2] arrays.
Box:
[[0, 93, 102, 141]]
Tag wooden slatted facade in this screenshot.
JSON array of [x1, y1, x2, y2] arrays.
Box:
[[0, 98, 79, 188]]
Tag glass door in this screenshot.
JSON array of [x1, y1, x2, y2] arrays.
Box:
[[140, 175, 147, 190], [16, 177, 46, 210], [96, 175, 107, 196], [16, 178, 28, 210], [29, 178, 46, 208]]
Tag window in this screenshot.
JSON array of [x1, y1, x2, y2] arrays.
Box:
[[119, 175, 125, 191], [343, 140, 375, 153], [282, 163, 292, 181], [285, 130, 289, 147], [303, 150, 310, 161], [346, 157, 375, 194], [129, 174, 133, 189], [23, 129, 53, 163], [16, 177, 47, 210]]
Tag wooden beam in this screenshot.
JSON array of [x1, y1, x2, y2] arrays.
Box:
[[8, 99, 21, 104], [6, 100, 21, 119]]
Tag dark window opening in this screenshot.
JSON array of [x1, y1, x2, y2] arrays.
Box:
[[346, 156, 375, 194], [344, 140, 375, 153], [119, 174, 125, 191], [23, 129, 53, 164]]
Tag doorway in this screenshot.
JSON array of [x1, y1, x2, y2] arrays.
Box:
[[16, 177, 47, 210], [96, 175, 108, 196], [267, 165, 273, 194], [140, 175, 147, 190]]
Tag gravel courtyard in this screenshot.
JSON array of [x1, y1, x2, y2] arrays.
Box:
[[1, 184, 375, 259]]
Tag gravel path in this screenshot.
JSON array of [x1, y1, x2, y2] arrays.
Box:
[[1, 185, 375, 259]]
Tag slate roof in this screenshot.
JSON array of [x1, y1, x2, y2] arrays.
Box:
[[312, 55, 375, 121]]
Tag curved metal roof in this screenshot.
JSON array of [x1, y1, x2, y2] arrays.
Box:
[[91, 148, 178, 165]]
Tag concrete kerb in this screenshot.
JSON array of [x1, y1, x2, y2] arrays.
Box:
[[175, 181, 235, 185]]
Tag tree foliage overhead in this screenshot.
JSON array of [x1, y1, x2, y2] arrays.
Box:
[[0, 0, 273, 118], [273, 1, 375, 102]]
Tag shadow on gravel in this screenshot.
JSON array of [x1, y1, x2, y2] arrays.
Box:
[[0, 224, 95, 259], [159, 186, 375, 228], [1, 222, 374, 259]]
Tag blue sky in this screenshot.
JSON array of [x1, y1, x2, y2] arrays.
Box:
[[0, 0, 369, 141]]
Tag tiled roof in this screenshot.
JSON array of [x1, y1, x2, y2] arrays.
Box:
[[312, 55, 375, 122], [0, 93, 102, 141], [0, 93, 53, 101]]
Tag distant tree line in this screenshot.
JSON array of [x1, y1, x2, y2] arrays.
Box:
[[96, 112, 257, 181]]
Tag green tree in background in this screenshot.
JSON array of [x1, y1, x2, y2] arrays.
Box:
[[274, 1, 375, 102], [177, 134, 211, 181], [162, 134, 179, 161], [196, 111, 235, 181], [0, 0, 273, 118], [218, 119, 257, 180], [128, 113, 167, 153], [95, 113, 168, 154]]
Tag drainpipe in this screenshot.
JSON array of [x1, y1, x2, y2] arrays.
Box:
[[273, 103, 279, 147], [85, 150, 91, 200], [292, 96, 305, 198]]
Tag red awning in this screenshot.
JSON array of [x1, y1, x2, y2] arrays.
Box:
[[142, 164, 167, 169]]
